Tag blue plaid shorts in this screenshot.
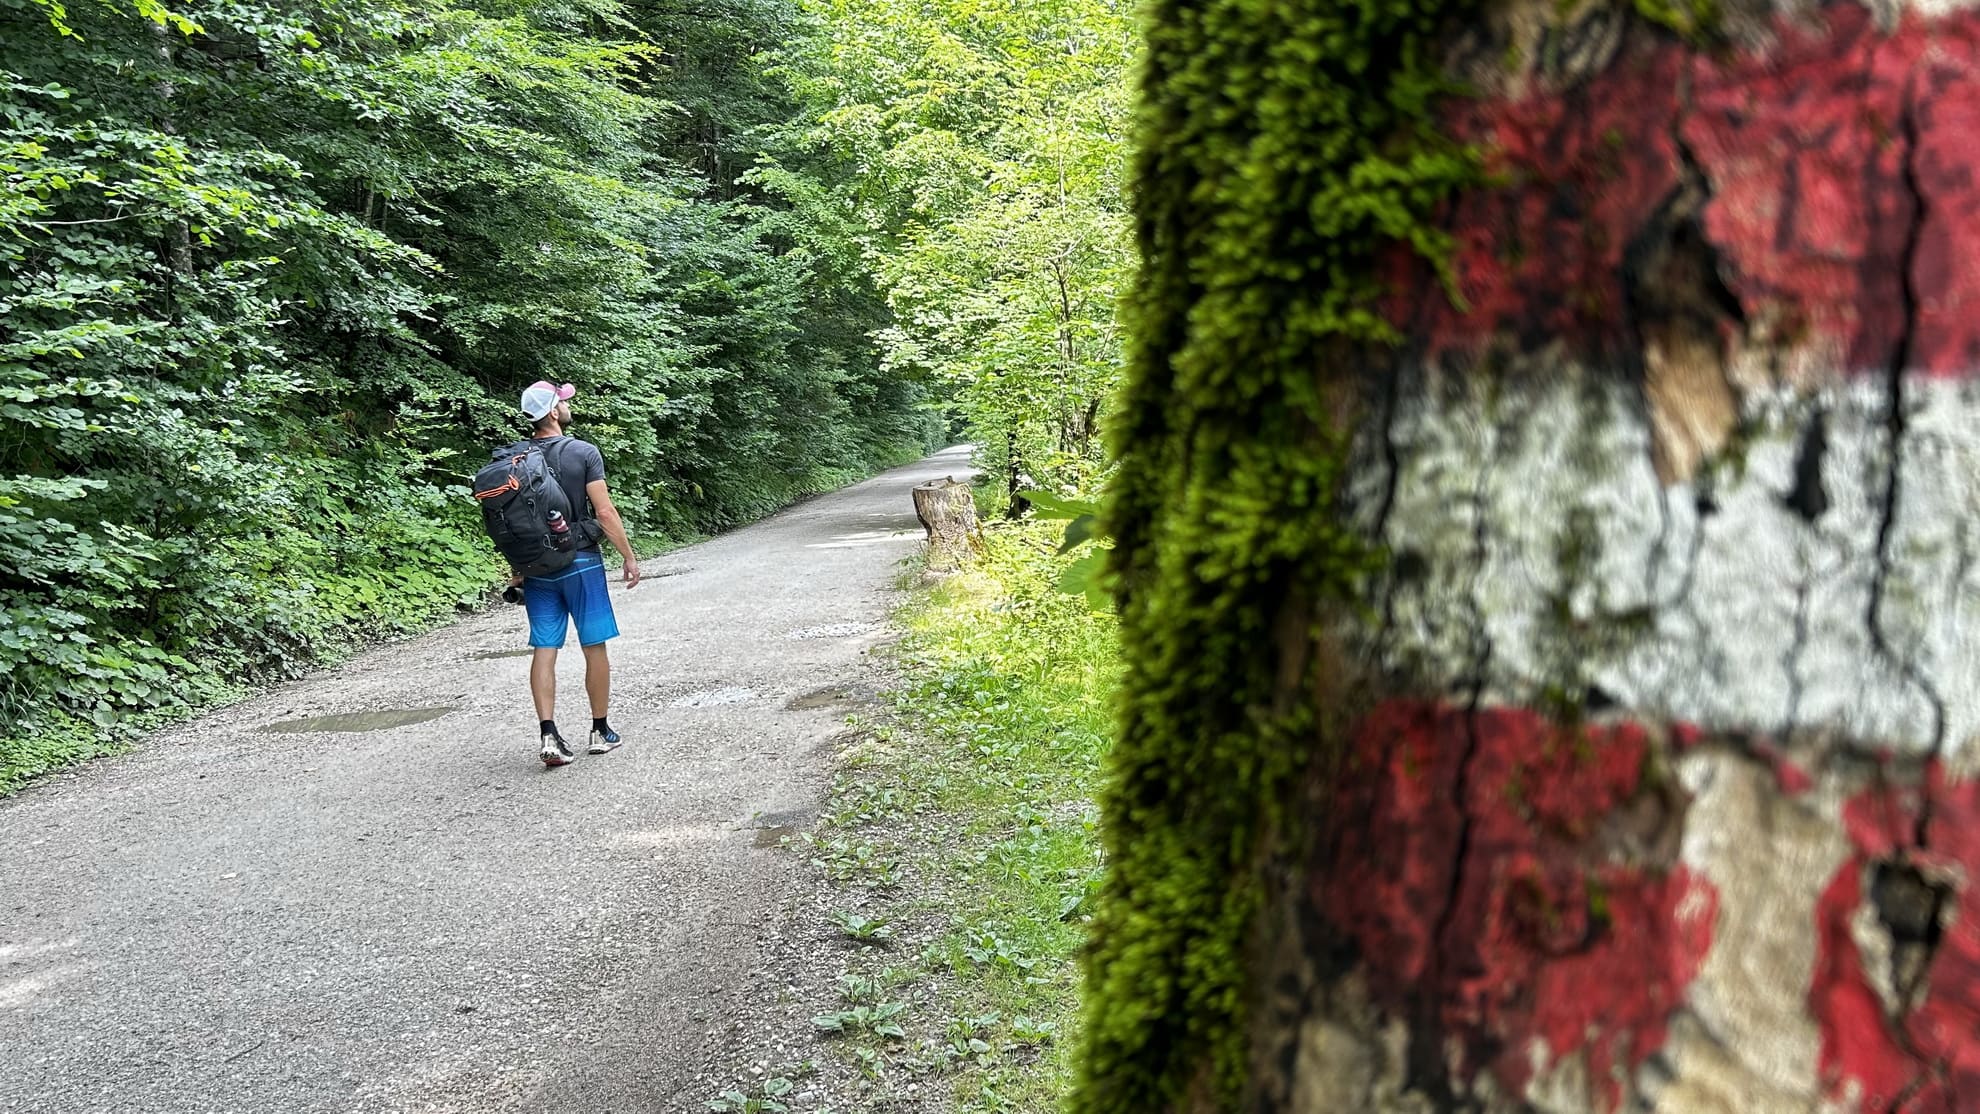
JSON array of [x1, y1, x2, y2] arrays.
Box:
[[522, 553, 619, 648]]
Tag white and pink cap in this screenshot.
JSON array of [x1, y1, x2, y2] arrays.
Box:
[[519, 380, 576, 420]]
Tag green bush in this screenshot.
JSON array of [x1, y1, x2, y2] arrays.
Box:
[[0, 0, 940, 789]]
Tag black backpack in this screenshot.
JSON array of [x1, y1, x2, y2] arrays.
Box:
[[472, 438, 582, 578]]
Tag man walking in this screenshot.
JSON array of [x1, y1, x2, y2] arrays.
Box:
[[510, 380, 642, 767]]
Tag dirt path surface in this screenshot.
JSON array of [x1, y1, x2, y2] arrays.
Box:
[[0, 446, 974, 1114]]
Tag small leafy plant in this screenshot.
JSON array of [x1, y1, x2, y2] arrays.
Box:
[[1010, 1015, 1059, 1045], [1016, 490, 1111, 610], [941, 1011, 1003, 1069], [1057, 867, 1106, 922], [960, 929, 1035, 973], [837, 972, 882, 1003], [830, 909, 894, 942], [705, 1075, 795, 1113], [802, 835, 900, 887], [812, 1001, 909, 1039]]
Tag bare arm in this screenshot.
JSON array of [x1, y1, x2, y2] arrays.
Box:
[[586, 478, 641, 588]]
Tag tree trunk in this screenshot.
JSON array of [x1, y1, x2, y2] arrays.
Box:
[[1078, 2, 1980, 1112], [148, 21, 194, 286], [1078, 397, 1101, 459], [912, 476, 981, 571], [1005, 424, 1025, 520]]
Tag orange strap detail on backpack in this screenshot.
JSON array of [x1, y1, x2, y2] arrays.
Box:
[[473, 476, 520, 500]]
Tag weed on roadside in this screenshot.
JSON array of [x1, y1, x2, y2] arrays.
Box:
[[829, 909, 895, 942], [783, 522, 1117, 1111]]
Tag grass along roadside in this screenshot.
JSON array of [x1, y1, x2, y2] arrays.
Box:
[[754, 521, 1116, 1112]]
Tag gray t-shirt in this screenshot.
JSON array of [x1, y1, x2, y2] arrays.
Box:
[[532, 436, 606, 551]]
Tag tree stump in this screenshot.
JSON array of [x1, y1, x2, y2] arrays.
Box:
[[912, 476, 982, 571]]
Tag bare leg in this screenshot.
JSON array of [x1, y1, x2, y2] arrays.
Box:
[[582, 643, 611, 719], [531, 648, 558, 723]]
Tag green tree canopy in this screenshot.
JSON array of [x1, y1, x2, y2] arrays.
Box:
[[0, 0, 940, 784]]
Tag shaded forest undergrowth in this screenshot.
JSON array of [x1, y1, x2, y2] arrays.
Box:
[[1, 0, 958, 790]]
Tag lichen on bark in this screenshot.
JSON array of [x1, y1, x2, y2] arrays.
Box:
[[1072, 0, 1480, 1108]]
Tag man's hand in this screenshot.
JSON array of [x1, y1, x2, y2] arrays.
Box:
[[621, 555, 642, 590]]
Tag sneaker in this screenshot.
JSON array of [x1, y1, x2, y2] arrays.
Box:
[[587, 726, 623, 755], [539, 732, 574, 767]]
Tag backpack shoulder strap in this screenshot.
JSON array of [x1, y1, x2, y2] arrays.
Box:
[[540, 435, 569, 477]]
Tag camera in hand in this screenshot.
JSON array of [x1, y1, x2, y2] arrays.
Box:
[[502, 583, 525, 605]]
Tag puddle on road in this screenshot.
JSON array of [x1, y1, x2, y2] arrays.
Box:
[[468, 649, 535, 661], [754, 825, 797, 848], [786, 686, 872, 711], [747, 807, 813, 848], [260, 707, 458, 734]]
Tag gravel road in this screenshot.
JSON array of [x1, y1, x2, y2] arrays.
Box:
[[0, 445, 975, 1114]]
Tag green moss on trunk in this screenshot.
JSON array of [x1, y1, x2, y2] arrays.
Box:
[[1633, 0, 1720, 38], [1073, 0, 1479, 1109]]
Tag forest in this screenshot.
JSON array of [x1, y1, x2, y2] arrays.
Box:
[[0, 0, 1131, 787], [14, 0, 1971, 1110]]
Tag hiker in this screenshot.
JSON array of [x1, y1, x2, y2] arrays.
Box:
[[508, 380, 643, 767]]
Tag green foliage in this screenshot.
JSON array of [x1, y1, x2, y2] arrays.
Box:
[[769, 0, 1136, 506], [764, 525, 1111, 1106], [706, 1075, 797, 1114], [799, 831, 902, 887], [829, 908, 895, 942], [1019, 488, 1112, 608], [0, 0, 938, 788], [1074, 0, 1480, 1107], [705, 1061, 819, 1114], [812, 1000, 908, 1039], [872, 521, 1116, 1105], [1633, 0, 1719, 38]]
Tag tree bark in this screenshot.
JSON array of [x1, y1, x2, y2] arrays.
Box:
[[1081, 1, 1980, 1111], [148, 21, 194, 286], [912, 476, 982, 571], [1005, 424, 1025, 520]]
